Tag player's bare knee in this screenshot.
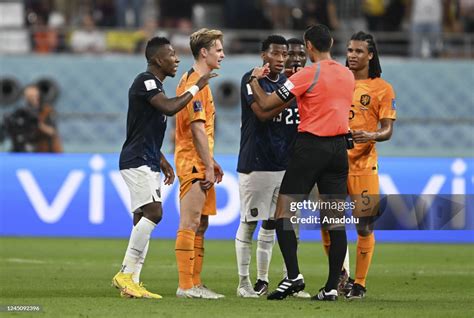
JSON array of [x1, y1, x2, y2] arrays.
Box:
[[142, 202, 163, 224], [275, 204, 292, 219], [357, 227, 373, 237], [133, 210, 143, 226], [275, 194, 296, 219], [179, 209, 201, 231], [356, 218, 373, 236], [356, 217, 374, 236]]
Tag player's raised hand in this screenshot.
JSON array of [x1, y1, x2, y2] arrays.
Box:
[[160, 155, 175, 185], [251, 63, 270, 79], [196, 72, 218, 90]]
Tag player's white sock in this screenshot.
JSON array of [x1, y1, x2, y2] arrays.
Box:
[[235, 221, 257, 286], [343, 246, 350, 276], [256, 227, 275, 282], [132, 240, 149, 283], [121, 217, 156, 274]]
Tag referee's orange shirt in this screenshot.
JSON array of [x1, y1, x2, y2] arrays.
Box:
[[284, 60, 355, 136]]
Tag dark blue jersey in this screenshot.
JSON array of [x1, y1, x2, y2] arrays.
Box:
[[237, 71, 299, 173], [119, 72, 167, 172]]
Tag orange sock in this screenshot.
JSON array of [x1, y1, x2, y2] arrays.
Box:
[[175, 229, 195, 289], [321, 230, 331, 256], [355, 233, 375, 287], [193, 235, 204, 286]]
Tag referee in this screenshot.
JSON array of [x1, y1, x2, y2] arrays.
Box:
[[247, 24, 355, 301]]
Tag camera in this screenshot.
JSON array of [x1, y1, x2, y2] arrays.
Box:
[[2, 108, 39, 152]]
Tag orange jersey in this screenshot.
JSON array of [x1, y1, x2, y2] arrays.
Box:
[[348, 77, 397, 175], [175, 69, 215, 177]]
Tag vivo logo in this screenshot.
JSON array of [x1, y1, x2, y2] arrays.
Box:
[[16, 154, 240, 226], [379, 159, 469, 229], [15, 155, 471, 228], [379, 159, 468, 195]]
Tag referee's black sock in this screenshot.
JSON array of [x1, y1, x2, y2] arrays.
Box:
[[276, 218, 300, 279], [325, 229, 347, 291]]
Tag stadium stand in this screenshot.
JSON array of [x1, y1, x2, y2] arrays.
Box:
[[0, 56, 472, 156]]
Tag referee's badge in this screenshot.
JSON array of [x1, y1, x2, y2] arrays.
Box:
[[360, 94, 371, 106]]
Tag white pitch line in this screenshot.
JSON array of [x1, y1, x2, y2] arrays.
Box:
[[5, 258, 47, 264]]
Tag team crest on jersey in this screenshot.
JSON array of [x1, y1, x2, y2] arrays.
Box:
[[360, 94, 371, 106], [250, 208, 259, 217], [193, 101, 203, 112]]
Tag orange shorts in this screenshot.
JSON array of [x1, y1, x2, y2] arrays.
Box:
[[178, 172, 217, 216], [347, 174, 380, 218]]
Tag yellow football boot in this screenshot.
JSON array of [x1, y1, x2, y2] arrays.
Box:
[[136, 282, 163, 299], [112, 272, 142, 298]]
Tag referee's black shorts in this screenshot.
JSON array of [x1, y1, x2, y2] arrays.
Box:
[[280, 132, 348, 196]]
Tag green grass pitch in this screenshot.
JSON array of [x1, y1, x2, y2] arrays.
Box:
[[1, 237, 473, 318]]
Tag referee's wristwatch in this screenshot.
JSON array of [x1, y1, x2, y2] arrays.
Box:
[[247, 75, 257, 84]]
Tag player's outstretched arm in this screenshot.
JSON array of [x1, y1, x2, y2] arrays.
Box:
[[149, 73, 218, 116], [248, 64, 286, 111]]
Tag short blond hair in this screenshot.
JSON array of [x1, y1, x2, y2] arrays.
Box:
[[190, 28, 223, 59]]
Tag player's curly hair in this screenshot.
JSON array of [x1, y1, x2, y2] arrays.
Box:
[[145, 37, 170, 63], [346, 31, 382, 78], [261, 35, 288, 52], [190, 28, 224, 59], [287, 38, 305, 46]]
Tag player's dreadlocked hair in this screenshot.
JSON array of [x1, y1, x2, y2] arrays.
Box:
[[145, 37, 171, 63], [347, 31, 382, 78], [261, 35, 288, 52]]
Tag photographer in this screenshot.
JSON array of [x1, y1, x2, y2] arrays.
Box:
[[3, 85, 62, 153]]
